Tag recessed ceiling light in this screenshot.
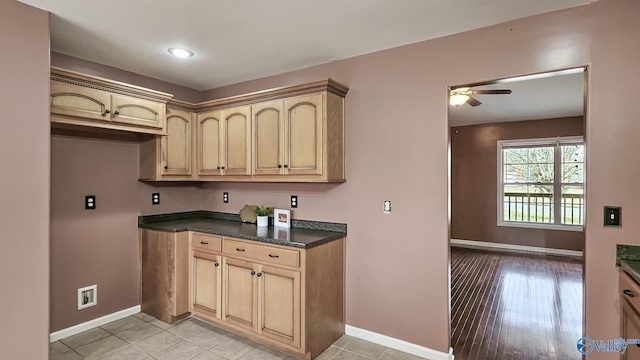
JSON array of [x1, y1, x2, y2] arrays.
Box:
[[167, 47, 194, 58]]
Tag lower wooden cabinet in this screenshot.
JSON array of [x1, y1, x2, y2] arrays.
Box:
[[222, 257, 258, 331], [258, 264, 301, 348], [139, 229, 189, 323], [140, 228, 345, 359], [192, 251, 222, 319]]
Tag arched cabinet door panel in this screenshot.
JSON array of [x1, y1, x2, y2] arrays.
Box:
[[161, 109, 192, 176], [253, 101, 284, 176], [222, 106, 251, 176], [197, 111, 222, 176], [111, 94, 164, 129], [284, 94, 323, 176], [50, 81, 111, 122]]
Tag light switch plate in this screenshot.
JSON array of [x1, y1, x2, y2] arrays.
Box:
[[384, 200, 391, 214], [604, 206, 621, 227]]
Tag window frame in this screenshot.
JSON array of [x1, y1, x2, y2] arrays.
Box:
[[496, 136, 584, 232]]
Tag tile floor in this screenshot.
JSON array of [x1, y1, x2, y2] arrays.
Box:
[[50, 313, 425, 360]]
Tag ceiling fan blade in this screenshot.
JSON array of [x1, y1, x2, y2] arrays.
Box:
[[470, 89, 512, 95], [467, 96, 482, 107]]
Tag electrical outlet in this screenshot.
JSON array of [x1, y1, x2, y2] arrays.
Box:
[[223, 192, 229, 203], [291, 195, 298, 208], [85, 195, 96, 210], [77, 285, 97, 310], [152, 193, 160, 205], [384, 200, 392, 214], [604, 206, 621, 226]]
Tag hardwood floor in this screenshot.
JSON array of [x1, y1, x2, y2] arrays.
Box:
[[451, 247, 583, 360]]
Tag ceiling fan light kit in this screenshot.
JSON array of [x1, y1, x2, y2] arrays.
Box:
[[449, 93, 469, 106], [449, 87, 512, 107]]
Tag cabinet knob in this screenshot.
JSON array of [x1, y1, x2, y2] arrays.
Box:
[[221, 166, 225, 170], [236, 248, 245, 252], [624, 289, 636, 298], [257, 273, 262, 277], [283, 164, 288, 168], [114, 111, 120, 115], [214, 263, 219, 267], [268, 254, 279, 258], [164, 165, 168, 169], [277, 165, 282, 168], [250, 271, 256, 276], [216, 166, 221, 170], [104, 109, 111, 114]]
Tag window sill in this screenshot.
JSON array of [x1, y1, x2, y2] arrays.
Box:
[[497, 221, 583, 232]]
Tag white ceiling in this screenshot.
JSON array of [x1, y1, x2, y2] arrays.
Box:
[[20, 0, 594, 91], [448, 70, 585, 126]]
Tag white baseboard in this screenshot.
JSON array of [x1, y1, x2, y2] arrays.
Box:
[[50, 305, 141, 342], [450, 239, 582, 258], [345, 325, 454, 360]]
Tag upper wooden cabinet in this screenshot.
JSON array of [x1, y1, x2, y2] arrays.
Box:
[[50, 67, 172, 135], [251, 91, 345, 182], [139, 106, 195, 181], [197, 106, 251, 178]]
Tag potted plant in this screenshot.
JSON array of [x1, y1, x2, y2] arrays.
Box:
[[254, 205, 273, 227]]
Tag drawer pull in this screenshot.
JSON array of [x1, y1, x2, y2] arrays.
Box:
[[214, 263, 219, 267], [257, 273, 262, 277], [268, 254, 279, 258], [236, 248, 245, 252], [624, 289, 636, 298], [200, 241, 209, 245], [251, 271, 256, 276]]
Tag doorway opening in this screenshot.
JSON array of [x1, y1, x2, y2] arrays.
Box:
[[448, 68, 586, 360]]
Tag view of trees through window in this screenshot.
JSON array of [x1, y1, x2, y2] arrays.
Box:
[[501, 140, 584, 226]]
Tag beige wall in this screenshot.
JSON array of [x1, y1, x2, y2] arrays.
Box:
[[50, 136, 203, 331], [200, 1, 638, 356], [451, 117, 585, 251], [0, 0, 50, 358]]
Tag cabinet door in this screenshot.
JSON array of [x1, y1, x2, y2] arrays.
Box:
[[161, 108, 193, 176], [253, 101, 284, 176], [111, 94, 165, 129], [192, 251, 222, 319], [197, 111, 223, 176], [257, 264, 301, 348], [222, 106, 251, 176], [284, 94, 323, 175], [223, 257, 257, 332], [50, 81, 112, 122]]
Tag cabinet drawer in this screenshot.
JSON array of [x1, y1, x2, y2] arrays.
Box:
[[191, 233, 222, 253], [223, 239, 300, 268], [621, 271, 640, 313]]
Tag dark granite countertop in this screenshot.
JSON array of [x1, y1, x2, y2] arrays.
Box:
[[138, 211, 346, 249], [620, 260, 640, 285]]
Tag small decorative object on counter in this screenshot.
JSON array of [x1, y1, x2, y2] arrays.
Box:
[[254, 205, 273, 227], [240, 205, 258, 223], [274, 209, 291, 228]]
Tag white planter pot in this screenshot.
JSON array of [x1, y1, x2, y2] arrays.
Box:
[[256, 216, 268, 227]]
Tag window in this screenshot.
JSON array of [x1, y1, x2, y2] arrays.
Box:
[[497, 137, 584, 231]]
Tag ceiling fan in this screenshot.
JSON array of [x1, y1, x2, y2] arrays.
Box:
[[449, 87, 512, 107]]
